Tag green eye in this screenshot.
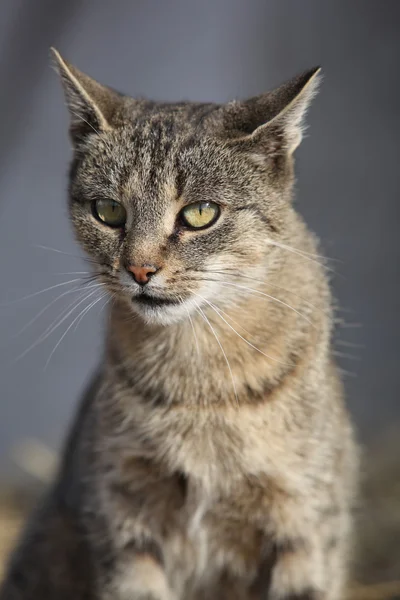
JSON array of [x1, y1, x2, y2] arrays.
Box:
[[180, 201, 220, 230], [93, 199, 127, 228]]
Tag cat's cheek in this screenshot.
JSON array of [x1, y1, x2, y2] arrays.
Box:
[[71, 213, 124, 263]]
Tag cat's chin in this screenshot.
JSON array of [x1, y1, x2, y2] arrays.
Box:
[[130, 297, 193, 326]]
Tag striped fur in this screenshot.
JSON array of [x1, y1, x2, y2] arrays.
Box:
[[0, 52, 358, 600]]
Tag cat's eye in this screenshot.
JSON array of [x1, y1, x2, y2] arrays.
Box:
[[93, 199, 127, 228], [180, 201, 220, 230]]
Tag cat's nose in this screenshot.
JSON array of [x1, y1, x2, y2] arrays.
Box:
[[127, 264, 159, 285]]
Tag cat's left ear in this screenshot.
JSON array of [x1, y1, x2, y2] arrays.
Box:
[[51, 48, 122, 146], [220, 67, 321, 157]]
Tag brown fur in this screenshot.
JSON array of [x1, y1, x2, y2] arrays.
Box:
[[0, 50, 358, 600]]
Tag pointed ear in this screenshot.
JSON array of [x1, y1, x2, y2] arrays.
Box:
[[51, 48, 122, 145], [221, 67, 321, 158]]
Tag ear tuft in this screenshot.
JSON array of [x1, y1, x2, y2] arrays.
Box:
[[270, 67, 321, 153], [51, 47, 121, 145], [221, 67, 321, 156]]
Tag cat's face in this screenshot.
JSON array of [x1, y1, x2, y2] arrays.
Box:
[[54, 50, 319, 325], [69, 117, 288, 325]]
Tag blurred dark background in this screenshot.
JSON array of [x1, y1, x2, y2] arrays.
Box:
[[0, 0, 399, 484]]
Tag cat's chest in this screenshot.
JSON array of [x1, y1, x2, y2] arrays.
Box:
[[148, 405, 280, 485], [171, 474, 271, 588], [159, 410, 280, 582]]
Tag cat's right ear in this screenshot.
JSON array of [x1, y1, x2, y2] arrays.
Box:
[[51, 48, 121, 146]]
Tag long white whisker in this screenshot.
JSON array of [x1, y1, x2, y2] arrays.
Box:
[[45, 292, 106, 370], [271, 241, 339, 262], [217, 281, 316, 329], [33, 244, 97, 263], [1, 278, 86, 306], [51, 271, 91, 276], [335, 340, 363, 349], [99, 293, 114, 317], [185, 306, 200, 357], [14, 288, 101, 362], [194, 293, 293, 368], [266, 240, 337, 273], [73, 289, 108, 331], [332, 350, 360, 361], [15, 284, 89, 338], [39, 285, 104, 339], [205, 269, 328, 316], [195, 304, 239, 408]]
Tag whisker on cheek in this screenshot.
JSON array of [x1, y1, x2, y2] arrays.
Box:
[[15, 283, 93, 339], [192, 291, 294, 368], [181, 297, 201, 357], [33, 244, 99, 265], [13, 286, 104, 363], [44, 291, 107, 370], [194, 303, 239, 409]]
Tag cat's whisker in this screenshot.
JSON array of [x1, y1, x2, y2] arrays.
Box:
[[269, 241, 339, 263], [216, 281, 316, 329], [184, 302, 200, 357], [265, 240, 338, 274], [51, 271, 92, 276], [195, 304, 239, 408], [99, 293, 114, 317], [15, 283, 91, 338], [335, 340, 364, 349], [337, 367, 357, 379], [37, 284, 105, 340], [73, 289, 109, 332], [38, 284, 105, 340], [45, 291, 107, 370], [33, 244, 98, 264], [202, 269, 329, 316], [1, 277, 87, 307], [14, 287, 103, 363], [332, 350, 360, 361], [193, 292, 294, 368]]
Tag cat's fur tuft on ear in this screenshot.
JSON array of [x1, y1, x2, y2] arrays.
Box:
[[51, 48, 122, 145], [222, 67, 321, 157]]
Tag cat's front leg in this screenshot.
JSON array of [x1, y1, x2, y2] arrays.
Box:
[[90, 453, 186, 600], [268, 536, 325, 600], [267, 501, 350, 600]]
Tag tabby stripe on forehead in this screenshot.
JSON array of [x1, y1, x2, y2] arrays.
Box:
[[147, 123, 164, 187]]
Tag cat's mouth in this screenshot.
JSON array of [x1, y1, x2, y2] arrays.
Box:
[[129, 291, 191, 325], [132, 293, 181, 308]]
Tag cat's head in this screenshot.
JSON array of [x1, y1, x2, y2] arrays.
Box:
[[53, 49, 320, 326]]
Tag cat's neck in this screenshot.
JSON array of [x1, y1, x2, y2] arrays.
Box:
[[105, 262, 329, 408]]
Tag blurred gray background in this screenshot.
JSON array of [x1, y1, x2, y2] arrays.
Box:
[[0, 0, 399, 481]]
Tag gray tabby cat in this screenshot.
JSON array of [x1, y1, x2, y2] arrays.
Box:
[[0, 49, 358, 600]]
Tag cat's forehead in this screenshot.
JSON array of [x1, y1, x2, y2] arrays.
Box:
[[80, 108, 246, 204]]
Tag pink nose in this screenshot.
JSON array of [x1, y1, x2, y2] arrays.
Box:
[[127, 264, 158, 285]]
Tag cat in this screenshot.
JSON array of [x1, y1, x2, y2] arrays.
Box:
[[0, 49, 358, 600]]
